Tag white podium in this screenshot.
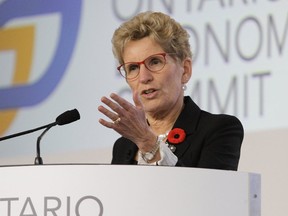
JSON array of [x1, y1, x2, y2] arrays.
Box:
[[0, 164, 260, 216]]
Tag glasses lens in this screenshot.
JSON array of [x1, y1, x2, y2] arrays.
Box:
[[121, 63, 140, 79], [118, 53, 167, 79], [144, 54, 166, 72], [118, 65, 127, 78]]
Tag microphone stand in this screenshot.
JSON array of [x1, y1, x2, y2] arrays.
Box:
[[0, 109, 80, 165], [34, 122, 57, 165], [0, 123, 55, 141]]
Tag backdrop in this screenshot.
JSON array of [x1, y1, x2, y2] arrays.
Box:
[[0, 0, 287, 215]]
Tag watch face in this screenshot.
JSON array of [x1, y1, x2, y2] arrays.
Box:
[[144, 152, 154, 161]]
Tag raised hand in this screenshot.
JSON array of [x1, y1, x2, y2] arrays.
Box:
[[98, 92, 157, 151]]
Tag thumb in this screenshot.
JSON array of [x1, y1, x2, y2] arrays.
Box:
[[133, 91, 144, 110]]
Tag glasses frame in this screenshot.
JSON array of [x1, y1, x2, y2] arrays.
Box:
[[117, 52, 174, 80]]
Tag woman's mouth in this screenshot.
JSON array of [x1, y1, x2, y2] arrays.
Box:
[[141, 89, 158, 98], [143, 89, 156, 94]]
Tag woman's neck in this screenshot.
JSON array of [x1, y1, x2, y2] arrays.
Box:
[[146, 98, 184, 135]]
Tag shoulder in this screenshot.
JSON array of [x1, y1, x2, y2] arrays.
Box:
[[196, 111, 244, 146], [200, 111, 243, 129], [181, 96, 243, 136], [200, 111, 243, 131]]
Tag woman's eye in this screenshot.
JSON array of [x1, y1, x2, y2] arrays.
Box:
[[150, 58, 161, 65], [127, 64, 139, 73]]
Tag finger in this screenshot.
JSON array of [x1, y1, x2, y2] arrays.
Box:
[[110, 93, 134, 111], [98, 118, 114, 128], [100, 96, 124, 115], [98, 105, 119, 122]]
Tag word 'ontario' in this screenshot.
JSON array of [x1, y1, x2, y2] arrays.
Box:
[[0, 196, 103, 216]]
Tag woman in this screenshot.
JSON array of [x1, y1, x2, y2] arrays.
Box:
[[98, 11, 243, 170]]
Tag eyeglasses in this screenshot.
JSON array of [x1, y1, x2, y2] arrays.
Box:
[[117, 53, 174, 80]]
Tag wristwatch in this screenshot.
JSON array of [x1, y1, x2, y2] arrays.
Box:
[[140, 136, 162, 163]]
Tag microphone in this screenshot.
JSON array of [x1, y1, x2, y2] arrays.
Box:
[[55, 109, 81, 126], [0, 109, 80, 164]]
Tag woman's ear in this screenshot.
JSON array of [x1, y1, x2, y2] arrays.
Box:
[[181, 58, 192, 84]]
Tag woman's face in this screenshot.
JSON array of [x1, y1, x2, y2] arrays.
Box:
[[122, 37, 192, 117]]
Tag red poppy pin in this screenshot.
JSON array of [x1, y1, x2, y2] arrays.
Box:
[[167, 128, 186, 144]]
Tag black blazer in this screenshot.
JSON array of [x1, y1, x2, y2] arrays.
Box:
[[111, 96, 244, 170]]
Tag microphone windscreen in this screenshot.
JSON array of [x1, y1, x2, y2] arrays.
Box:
[[56, 109, 80, 126]]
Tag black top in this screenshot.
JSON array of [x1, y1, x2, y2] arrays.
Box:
[[111, 96, 244, 170]]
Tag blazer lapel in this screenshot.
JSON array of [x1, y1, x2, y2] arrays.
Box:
[[167, 96, 201, 158]]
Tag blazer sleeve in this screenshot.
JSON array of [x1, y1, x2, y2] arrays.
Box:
[[111, 138, 138, 164], [196, 114, 244, 170]]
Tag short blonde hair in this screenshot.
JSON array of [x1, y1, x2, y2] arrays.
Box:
[[112, 11, 192, 64]]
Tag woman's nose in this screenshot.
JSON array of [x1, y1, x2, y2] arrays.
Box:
[[138, 64, 153, 83]]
